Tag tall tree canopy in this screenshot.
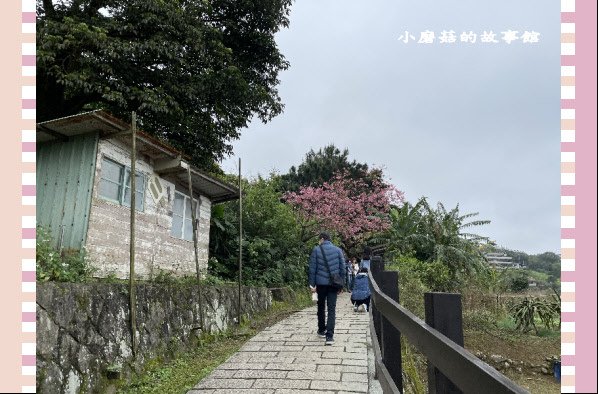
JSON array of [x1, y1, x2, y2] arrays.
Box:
[[280, 145, 384, 192], [37, 0, 291, 169]]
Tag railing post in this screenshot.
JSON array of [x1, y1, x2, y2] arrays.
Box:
[[370, 257, 384, 350], [379, 270, 403, 393], [425, 292, 464, 394]]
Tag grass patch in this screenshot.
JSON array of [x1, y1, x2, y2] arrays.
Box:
[[117, 289, 311, 394], [496, 316, 516, 331], [118, 335, 246, 394]]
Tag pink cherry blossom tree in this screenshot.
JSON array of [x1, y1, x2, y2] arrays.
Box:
[[284, 170, 404, 250]]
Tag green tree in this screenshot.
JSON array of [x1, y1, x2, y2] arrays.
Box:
[[506, 270, 530, 292], [209, 175, 308, 287], [384, 199, 428, 258], [280, 145, 383, 192], [37, 0, 291, 170], [383, 197, 490, 290]]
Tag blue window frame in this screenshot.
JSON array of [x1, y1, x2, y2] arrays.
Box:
[[98, 157, 145, 211]]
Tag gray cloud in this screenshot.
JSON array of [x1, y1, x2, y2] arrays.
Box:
[[221, 0, 560, 254]]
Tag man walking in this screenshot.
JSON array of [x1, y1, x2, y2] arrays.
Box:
[[308, 232, 345, 345]]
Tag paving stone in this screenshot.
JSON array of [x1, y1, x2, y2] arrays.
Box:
[[248, 356, 296, 364], [286, 371, 341, 381], [217, 363, 268, 370], [342, 359, 368, 367], [252, 379, 310, 389], [310, 380, 368, 392], [194, 378, 255, 389], [265, 363, 316, 372], [260, 345, 304, 352], [240, 343, 265, 351], [321, 352, 366, 360], [316, 364, 367, 374], [274, 390, 335, 394], [189, 293, 381, 394], [341, 372, 368, 382], [211, 390, 274, 394], [229, 352, 280, 361], [344, 347, 367, 353], [209, 369, 233, 378], [277, 351, 322, 359], [234, 370, 289, 379]]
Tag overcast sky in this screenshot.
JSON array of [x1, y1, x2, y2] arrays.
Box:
[[221, 0, 560, 255]]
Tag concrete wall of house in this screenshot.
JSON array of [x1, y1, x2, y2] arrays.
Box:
[[36, 133, 99, 250], [85, 137, 212, 279]]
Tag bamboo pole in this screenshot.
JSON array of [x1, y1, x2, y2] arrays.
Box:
[[238, 158, 242, 324], [187, 166, 204, 330], [129, 111, 138, 358]]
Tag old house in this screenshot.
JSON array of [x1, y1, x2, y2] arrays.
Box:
[[36, 110, 239, 278]]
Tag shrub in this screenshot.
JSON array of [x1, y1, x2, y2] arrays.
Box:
[[386, 256, 429, 319], [36, 226, 93, 282], [509, 296, 559, 335]]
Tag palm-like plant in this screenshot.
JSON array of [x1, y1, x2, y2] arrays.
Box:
[[510, 296, 560, 334], [382, 199, 430, 259], [419, 200, 490, 277], [510, 297, 538, 334], [380, 197, 490, 290]]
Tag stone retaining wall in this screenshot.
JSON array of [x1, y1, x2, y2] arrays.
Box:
[[37, 282, 272, 394]]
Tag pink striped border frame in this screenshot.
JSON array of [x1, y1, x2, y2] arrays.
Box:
[[561, 0, 598, 393], [561, 0, 575, 393], [7, 0, 596, 393], [21, 0, 36, 392], [560, 1, 576, 391]]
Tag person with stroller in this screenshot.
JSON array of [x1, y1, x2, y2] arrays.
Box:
[[351, 267, 371, 312]]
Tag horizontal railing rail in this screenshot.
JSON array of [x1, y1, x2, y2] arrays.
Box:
[[369, 262, 529, 394]]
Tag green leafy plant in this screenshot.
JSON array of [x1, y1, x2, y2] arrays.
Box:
[[509, 297, 537, 333], [509, 296, 559, 335], [36, 226, 93, 282]]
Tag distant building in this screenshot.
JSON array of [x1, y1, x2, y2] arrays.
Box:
[[484, 252, 522, 269]]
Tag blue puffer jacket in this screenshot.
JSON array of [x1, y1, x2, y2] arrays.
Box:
[[308, 241, 345, 287], [351, 273, 371, 300], [360, 259, 371, 271]]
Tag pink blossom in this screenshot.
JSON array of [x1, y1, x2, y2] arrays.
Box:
[[284, 170, 404, 248]]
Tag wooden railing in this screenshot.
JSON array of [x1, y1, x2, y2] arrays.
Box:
[[368, 257, 530, 394]]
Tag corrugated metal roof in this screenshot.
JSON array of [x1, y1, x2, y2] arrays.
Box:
[[37, 110, 239, 203]]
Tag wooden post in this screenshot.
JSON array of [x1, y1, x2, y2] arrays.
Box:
[[379, 270, 403, 393], [129, 111, 138, 358], [238, 158, 242, 324], [425, 292, 464, 394], [187, 166, 204, 330], [371, 256, 384, 343]]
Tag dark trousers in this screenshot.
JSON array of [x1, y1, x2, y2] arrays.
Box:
[[347, 274, 354, 291], [351, 295, 371, 309], [316, 285, 339, 337]]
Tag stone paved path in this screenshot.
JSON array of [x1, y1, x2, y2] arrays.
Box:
[[187, 292, 383, 393]]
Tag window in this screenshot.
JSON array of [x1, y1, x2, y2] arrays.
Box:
[[171, 191, 198, 241], [98, 157, 145, 211]]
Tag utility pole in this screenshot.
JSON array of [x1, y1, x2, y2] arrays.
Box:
[[238, 158, 242, 325], [188, 166, 204, 330], [129, 111, 138, 358]]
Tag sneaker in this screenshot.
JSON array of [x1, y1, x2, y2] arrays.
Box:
[[353, 305, 358, 312], [325, 337, 335, 345], [317, 330, 327, 338]]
